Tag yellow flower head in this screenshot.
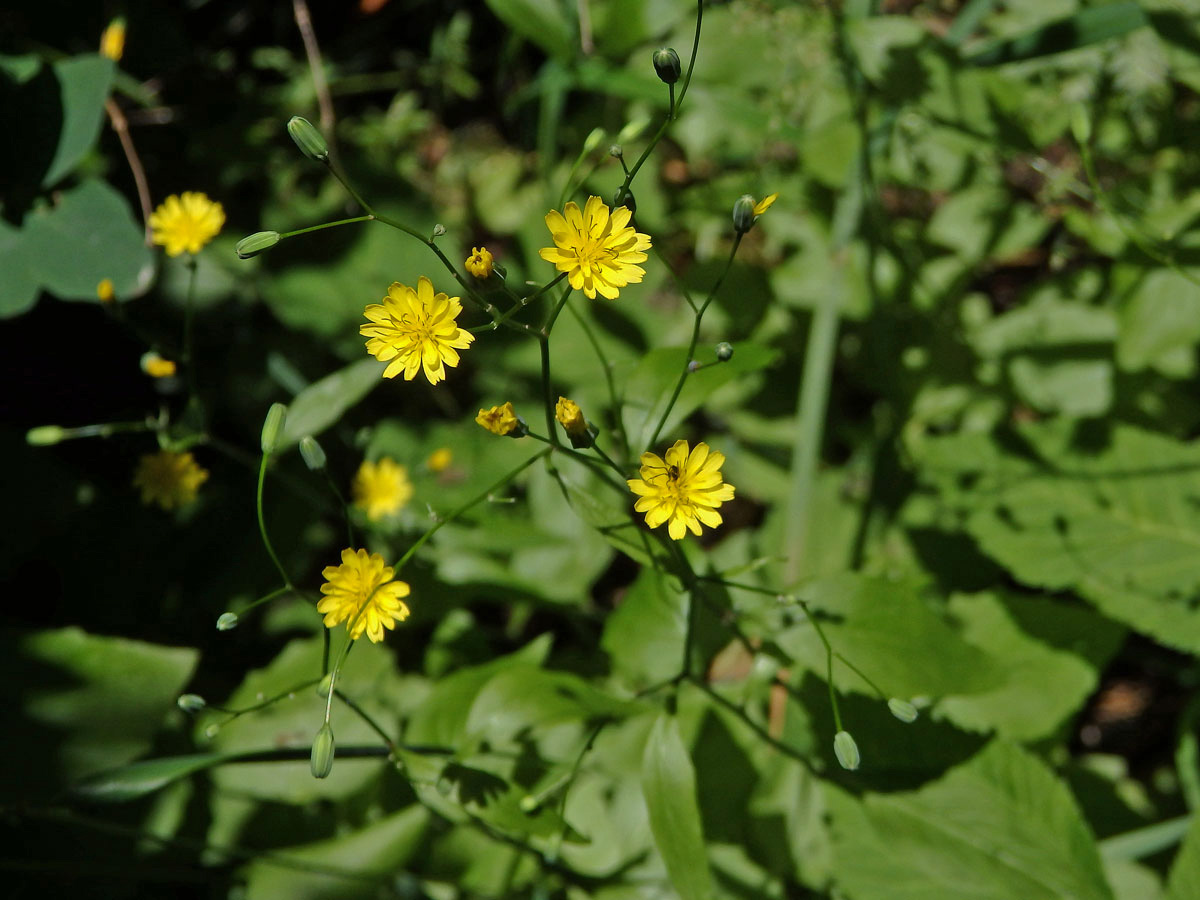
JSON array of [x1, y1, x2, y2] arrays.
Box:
[[426, 447, 453, 473], [96, 278, 115, 303], [465, 246, 494, 279], [476, 402, 521, 436], [538, 195, 651, 300], [133, 450, 209, 510], [318, 548, 411, 643], [352, 457, 413, 521], [361, 276, 475, 384], [149, 192, 225, 256], [140, 352, 177, 378], [627, 440, 735, 540], [100, 19, 125, 62], [753, 193, 778, 216], [555, 396, 587, 438]]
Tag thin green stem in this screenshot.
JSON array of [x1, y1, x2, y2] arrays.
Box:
[[564, 298, 628, 458], [256, 454, 294, 590], [233, 585, 294, 620], [182, 256, 199, 398], [492, 272, 567, 329], [334, 689, 395, 751], [797, 598, 842, 732], [834, 652, 886, 701], [209, 677, 322, 720], [539, 339, 560, 447], [686, 677, 815, 772], [280, 215, 374, 239]]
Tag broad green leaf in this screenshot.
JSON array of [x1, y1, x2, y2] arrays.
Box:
[[484, 0, 573, 60], [0, 219, 39, 317], [1166, 816, 1200, 900], [925, 422, 1200, 653], [966, 2, 1148, 65], [828, 741, 1114, 900], [243, 805, 428, 900], [1116, 268, 1200, 377], [21, 178, 154, 303], [2, 627, 198, 800], [72, 752, 234, 803], [1105, 859, 1164, 900], [642, 714, 714, 900], [774, 573, 1005, 699], [277, 357, 384, 448], [43, 54, 115, 187]]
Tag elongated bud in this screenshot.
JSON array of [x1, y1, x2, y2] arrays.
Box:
[[715, 341, 734, 362], [236, 231, 281, 259], [833, 730, 860, 771], [583, 127, 606, 155], [216, 612, 239, 631], [287, 116, 329, 162], [177, 694, 206, 712], [261, 403, 287, 454], [888, 698, 919, 724], [732, 194, 757, 234], [316, 673, 333, 699], [27, 425, 67, 446], [310, 724, 335, 779], [299, 436, 326, 471], [653, 47, 681, 84]]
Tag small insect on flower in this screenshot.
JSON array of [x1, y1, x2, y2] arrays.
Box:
[[318, 548, 411, 643], [352, 457, 413, 522], [627, 440, 735, 540], [361, 276, 475, 385], [539, 195, 651, 300], [133, 450, 209, 510], [149, 192, 225, 256]]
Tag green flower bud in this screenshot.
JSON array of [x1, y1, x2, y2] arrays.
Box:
[[833, 730, 860, 771], [316, 673, 333, 699], [432, 224, 446, 238], [583, 126, 606, 155], [732, 194, 757, 233], [216, 612, 239, 631], [27, 425, 67, 446], [177, 694, 206, 712], [609, 144, 624, 159], [311, 723, 335, 779], [236, 231, 281, 259], [888, 698, 919, 723], [653, 47, 681, 84], [261, 403, 288, 455], [613, 186, 636, 213], [299, 436, 327, 470], [716, 342, 734, 362], [519, 794, 540, 813], [287, 115, 329, 162]]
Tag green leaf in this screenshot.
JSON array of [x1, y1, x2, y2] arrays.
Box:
[[1166, 816, 1200, 900], [43, 54, 115, 187], [277, 358, 384, 448], [966, 2, 1148, 66], [20, 178, 154, 305], [0, 219, 39, 317], [2, 628, 198, 800], [72, 753, 234, 803], [484, 0, 573, 60], [1116, 269, 1200, 377], [828, 741, 1114, 900], [642, 713, 714, 900], [243, 805, 429, 900]]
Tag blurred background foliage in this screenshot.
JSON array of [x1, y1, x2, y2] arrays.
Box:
[[6, 0, 1200, 897]]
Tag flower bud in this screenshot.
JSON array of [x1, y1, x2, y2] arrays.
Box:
[[555, 397, 595, 449], [299, 436, 327, 471], [609, 144, 624, 159], [27, 425, 67, 446], [432, 224, 446, 237], [833, 730, 860, 771], [310, 723, 335, 779], [216, 612, 239, 631], [100, 18, 125, 62], [888, 698, 919, 724], [583, 127, 606, 155], [177, 693, 206, 712], [519, 794, 540, 813], [316, 673, 333, 699], [236, 231, 281, 259], [613, 186, 636, 213], [732, 194, 757, 233], [260, 402, 288, 455], [687, 360, 700, 374], [653, 47, 681, 84], [287, 116, 329, 162], [715, 342, 734, 362]]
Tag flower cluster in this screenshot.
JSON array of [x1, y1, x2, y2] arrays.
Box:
[[318, 548, 411, 642]]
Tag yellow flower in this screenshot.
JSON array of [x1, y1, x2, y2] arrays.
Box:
[[627, 440, 735, 540], [465, 246, 494, 279], [100, 19, 125, 62], [133, 450, 209, 510], [555, 396, 586, 437], [149, 192, 225, 256], [318, 548, 411, 643], [539, 195, 651, 300], [426, 447, 453, 473], [476, 402, 521, 436], [753, 193, 778, 216], [140, 352, 177, 378], [361, 276, 475, 384], [96, 279, 115, 303], [352, 457, 413, 521]]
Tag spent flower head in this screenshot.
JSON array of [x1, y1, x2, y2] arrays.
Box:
[[149, 192, 225, 256], [539, 195, 651, 300], [361, 276, 474, 384], [352, 457, 413, 521], [627, 440, 735, 540], [317, 548, 411, 643], [100, 18, 125, 61], [476, 402, 523, 437], [133, 450, 209, 510], [465, 246, 494, 279], [140, 352, 177, 378]]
